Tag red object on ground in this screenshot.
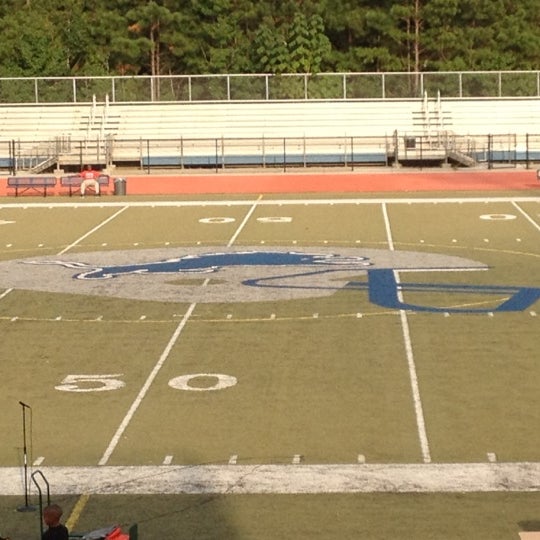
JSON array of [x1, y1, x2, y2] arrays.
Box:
[[105, 527, 129, 540]]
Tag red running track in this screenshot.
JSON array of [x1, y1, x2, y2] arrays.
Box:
[[1, 168, 539, 197]]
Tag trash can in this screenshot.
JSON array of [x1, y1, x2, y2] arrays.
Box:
[[114, 177, 126, 196], [405, 137, 416, 149]]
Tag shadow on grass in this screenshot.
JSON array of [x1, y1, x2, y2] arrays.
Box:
[[519, 520, 540, 531]]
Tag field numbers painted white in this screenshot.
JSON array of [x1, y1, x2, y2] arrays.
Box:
[[56, 373, 238, 393], [256, 217, 292, 223], [199, 217, 236, 224], [479, 214, 516, 220], [199, 216, 291, 224], [56, 374, 126, 392], [168, 373, 237, 392]]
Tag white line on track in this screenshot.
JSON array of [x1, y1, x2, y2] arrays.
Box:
[[1, 462, 539, 495], [98, 197, 262, 465], [382, 202, 431, 464]]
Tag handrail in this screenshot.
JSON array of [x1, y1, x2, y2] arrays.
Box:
[[31, 470, 50, 538]]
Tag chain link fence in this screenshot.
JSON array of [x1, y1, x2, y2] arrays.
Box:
[[0, 71, 539, 104]]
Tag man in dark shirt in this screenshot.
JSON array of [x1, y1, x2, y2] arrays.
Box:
[[42, 504, 69, 540]]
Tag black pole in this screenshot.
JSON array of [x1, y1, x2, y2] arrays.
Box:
[[9, 139, 14, 175], [17, 401, 36, 512]]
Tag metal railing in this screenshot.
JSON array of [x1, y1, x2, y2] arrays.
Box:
[[0, 71, 539, 104], [3, 132, 540, 174]]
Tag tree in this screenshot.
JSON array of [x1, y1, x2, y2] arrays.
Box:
[[0, 7, 66, 77], [0, 0, 539, 78], [252, 12, 331, 73]]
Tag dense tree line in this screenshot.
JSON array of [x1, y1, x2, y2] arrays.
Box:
[[0, 0, 538, 78]]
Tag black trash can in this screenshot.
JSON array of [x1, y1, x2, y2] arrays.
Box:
[[405, 137, 416, 149], [114, 177, 126, 196]]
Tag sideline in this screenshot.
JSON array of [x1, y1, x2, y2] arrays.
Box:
[[1, 195, 540, 209], [1, 462, 539, 495]]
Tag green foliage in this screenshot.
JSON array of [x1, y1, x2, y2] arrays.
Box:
[[0, 0, 538, 79]]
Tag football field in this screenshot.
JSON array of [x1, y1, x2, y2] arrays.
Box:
[[0, 192, 539, 539]]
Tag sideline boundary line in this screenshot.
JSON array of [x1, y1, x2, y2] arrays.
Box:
[[1, 463, 539, 495], [0, 195, 540, 209]]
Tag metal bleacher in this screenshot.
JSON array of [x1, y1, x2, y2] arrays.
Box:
[[0, 71, 540, 172]]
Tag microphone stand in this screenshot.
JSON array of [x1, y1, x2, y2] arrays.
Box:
[[17, 401, 36, 512]]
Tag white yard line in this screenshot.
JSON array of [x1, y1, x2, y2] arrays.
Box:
[[0, 206, 129, 303], [512, 201, 540, 232], [381, 202, 431, 464], [98, 302, 197, 465], [98, 197, 262, 465], [1, 462, 539, 495], [0, 287, 13, 300], [58, 206, 129, 255], [227, 194, 262, 246]]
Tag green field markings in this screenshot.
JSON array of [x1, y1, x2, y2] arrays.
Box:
[[1, 462, 540, 495]]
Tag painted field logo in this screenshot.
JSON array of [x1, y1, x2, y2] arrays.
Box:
[[38, 251, 372, 280], [1, 247, 537, 312]]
